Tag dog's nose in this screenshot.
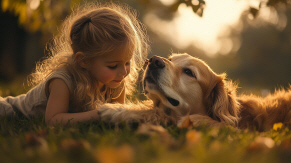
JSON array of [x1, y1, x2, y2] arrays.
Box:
[[149, 56, 165, 69]]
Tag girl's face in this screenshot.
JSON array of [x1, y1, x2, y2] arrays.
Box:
[[87, 48, 132, 89]]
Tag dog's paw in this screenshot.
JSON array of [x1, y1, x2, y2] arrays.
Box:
[[177, 116, 193, 128], [178, 114, 222, 128], [98, 103, 125, 123]]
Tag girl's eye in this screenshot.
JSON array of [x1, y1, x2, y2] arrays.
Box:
[[183, 68, 196, 78], [108, 65, 117, 69], [126, 62, 130, 66], [168, 58, 172, 61]]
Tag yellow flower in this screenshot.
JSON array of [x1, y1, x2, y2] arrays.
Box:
[[273, 122, 283, 131]]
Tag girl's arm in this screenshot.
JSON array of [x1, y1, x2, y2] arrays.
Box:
[[45, 78, 99, 126]]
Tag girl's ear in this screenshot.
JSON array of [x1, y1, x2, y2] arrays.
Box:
[[75, 52, 88, 69]]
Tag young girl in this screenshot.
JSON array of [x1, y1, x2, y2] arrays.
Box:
[[0, 2, 149, 125]]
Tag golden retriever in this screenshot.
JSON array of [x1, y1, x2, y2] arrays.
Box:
[[98, 53, 291, 131]]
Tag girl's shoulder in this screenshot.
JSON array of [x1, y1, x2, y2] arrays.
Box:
[[44, 68, 75, 97]]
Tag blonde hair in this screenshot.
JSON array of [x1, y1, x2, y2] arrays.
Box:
[[29, 2, 150, 112]]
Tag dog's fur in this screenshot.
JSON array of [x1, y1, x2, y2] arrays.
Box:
[[98, 53, 291, 131]]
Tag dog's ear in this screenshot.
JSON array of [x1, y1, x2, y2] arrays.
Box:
[[205, 74, 240, 126]]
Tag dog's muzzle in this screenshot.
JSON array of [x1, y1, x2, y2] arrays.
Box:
[[144, 56, 180, 107], [143, 55, 165, 88]]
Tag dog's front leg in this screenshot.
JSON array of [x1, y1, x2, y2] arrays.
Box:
[[98, 103, 140, 124], [98, 102, 168, 125]]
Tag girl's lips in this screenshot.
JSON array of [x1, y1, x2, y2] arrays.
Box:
[[113, 80, 122, 83]]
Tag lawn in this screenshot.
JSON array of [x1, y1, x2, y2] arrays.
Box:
[[1, 115, 291, 163], [1, 81, 291, 163]]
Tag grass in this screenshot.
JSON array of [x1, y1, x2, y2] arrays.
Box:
[[1, 115, 291, 163], [1, 79, 291, 163]]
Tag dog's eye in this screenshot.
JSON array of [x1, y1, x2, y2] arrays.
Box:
[[183, 68, 196, 78]]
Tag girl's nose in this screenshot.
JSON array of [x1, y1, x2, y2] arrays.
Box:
[[119, 66, 127, 76]]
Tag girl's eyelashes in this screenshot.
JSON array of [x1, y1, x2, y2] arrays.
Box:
[[108, 62, 130, 69], [108, 65, 118, 69]]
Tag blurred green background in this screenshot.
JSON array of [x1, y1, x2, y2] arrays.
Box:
[[1, 0, 291, 97]]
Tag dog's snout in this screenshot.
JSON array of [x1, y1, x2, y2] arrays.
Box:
[[149, 56, 165, 69]]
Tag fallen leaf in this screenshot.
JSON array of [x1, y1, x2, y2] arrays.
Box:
[[248, 136, 275, 151], [95, 144, 134, 163], [185, 129, 201, 145], [136, 124, 169, 137], [60, 138, 90, 151], [37, 129, 48, 137], [279, 139, 291, 149], [24, 133, 48, 152]]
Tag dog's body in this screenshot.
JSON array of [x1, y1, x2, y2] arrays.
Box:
[[99, 53, 291, 131]]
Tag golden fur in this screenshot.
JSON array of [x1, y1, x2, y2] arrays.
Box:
[[99, 53, 291, 131]]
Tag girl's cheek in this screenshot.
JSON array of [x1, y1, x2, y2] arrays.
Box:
[[125, 66, 130, 76], [100, 69, 115, 81]]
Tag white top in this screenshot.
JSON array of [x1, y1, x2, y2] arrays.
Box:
[[0, 69, 124, 118], [1, 70, 74, 118]]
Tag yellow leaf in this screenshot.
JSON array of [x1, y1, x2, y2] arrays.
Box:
[[95, 145, 134, 163], [18, 4, 27, 24], [273, 122, 283, 131], [31, 19, 42, 31], [186, 129, 201, 145], [1, 0, 9, 12]]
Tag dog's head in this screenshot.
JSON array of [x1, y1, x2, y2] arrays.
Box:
[[143, 53, 240, 126]]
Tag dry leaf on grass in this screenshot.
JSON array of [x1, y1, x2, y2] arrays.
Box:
[[24, 133, 49, 152], [95, 144, 134, 163], [60, 138, 91, 151], [136, 124, 170, 137], [185, 129, 202, 145], [248, 136, 275, 151], [135, 124, 177, 146]]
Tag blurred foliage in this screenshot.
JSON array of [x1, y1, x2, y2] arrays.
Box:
[[1, 0, 291, 94], [205, 7, 291, 94], [167, 0, 206, 17], [1, 0, 81, 36], [1, 0, 290, 35], [249, 0, 291, 18]]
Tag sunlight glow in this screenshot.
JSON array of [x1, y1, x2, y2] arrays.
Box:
[[159, 0, 176, 6], [145, 0, 249, 56], [28, 0, 40, 10], [258, 7, 287, 30]]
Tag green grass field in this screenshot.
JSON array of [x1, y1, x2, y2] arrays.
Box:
[[1, 80, 291, 163], [1, 115, 291, 163]]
